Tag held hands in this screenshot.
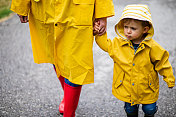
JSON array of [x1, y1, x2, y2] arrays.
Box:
[[93, 17, 107, 36], [93, 20, 100, 35], [17, 14, 28, 23]]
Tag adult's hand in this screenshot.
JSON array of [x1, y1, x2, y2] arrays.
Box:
[[95, 17, 107, 36], [17, 14, 28, 23]]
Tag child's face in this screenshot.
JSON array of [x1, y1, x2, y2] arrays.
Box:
[[123, 19, 149, 44]]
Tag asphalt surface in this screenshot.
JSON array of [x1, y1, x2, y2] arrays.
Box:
[[0, 0, 176, 117]]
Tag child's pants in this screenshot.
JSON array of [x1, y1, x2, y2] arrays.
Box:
[[124, 102, 158, 116], [64, 78, 81, 87]]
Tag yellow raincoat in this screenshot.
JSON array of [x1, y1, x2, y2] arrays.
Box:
[[95, 5, 175, 105], [11, 0, 115, 85]]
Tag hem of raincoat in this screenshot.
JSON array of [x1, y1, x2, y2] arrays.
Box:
[[112, 93, 131, 104], [33, 59, 54, 64], [112, 93, 158, 105], [167, 82, 175, 88], [54, 64, 94, 85], [138, 99, 158, 105], [10, 6, 29, 16], [94, 12, 115, 19]]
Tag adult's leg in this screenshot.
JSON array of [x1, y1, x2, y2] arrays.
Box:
[[53, 65, 65, 89], [53, 65, 65, 114], [142, 102, 158, 117], [124, 102, 139, 117], [64, 78, 82, 117]]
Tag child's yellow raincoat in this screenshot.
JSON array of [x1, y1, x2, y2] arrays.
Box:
[[11, 0, 115, 85], [96, 4, 175, 105]]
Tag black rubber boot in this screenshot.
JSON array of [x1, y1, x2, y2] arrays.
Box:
[[144, 114, 154, 117], [125, 105, 139, 117], [127, 113, 138, 117]]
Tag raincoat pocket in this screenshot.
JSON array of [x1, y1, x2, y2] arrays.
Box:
[[148, 71, 158, 92], [73, 0, 94, 4], [115, 71, 125, 88], [72, 0, 94, 26]]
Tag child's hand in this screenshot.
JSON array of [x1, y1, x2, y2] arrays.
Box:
[[93, 20, 100, 36]]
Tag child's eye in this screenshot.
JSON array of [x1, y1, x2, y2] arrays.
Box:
[[124, 26, 128, 28], [131, 27, 136, 30]]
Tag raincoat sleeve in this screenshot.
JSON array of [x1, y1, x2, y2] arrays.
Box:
[[150, 44, 175, 88], [11, 0, 31, 16], [95, 33, 114, 57], [94, 0, 115, 18]]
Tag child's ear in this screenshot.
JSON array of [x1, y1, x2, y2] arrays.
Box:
[[143, 26, 150, 33]]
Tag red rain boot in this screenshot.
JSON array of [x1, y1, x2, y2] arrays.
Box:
[[53, 65, 65, 114], [59, 98, 64, 114], [58, 75, 65, 90], [58, 75, 65, 114], [64, 83, 82, 117]]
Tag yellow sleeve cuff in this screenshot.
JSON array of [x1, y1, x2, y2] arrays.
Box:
[[11, 0, 30, 16], [94, 0, 115, 18]]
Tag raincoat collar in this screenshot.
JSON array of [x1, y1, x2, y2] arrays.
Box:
[[141, 39, 152, 47], [119, 37, 153, 48], [119, 38, 130, 46]]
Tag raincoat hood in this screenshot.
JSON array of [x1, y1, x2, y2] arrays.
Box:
[[115, 4, 154, 41]]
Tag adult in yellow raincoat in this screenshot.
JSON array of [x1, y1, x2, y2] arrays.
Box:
[[11, 0, 114, 116], [94, 4, 175, 117]]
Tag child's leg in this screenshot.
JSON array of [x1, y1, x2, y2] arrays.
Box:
[[142, 102, 157, 117], [124, 102, 139, 117], [64, 78, 82, 117]]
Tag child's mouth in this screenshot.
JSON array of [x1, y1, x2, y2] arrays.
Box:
[[126, 35, 132, 39]]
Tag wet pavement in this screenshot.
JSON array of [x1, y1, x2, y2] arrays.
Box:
[[0, 0, 176, 117]]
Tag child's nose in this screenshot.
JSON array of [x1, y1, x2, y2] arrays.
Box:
[[127, 29, 131, 34]]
